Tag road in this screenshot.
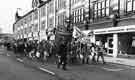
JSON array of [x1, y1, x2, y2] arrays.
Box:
[[0, 49, 59, 80], [0, 48, 135, 80]]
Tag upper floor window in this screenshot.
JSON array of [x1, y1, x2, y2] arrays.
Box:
[[48, 2, 54, 13], [71, 0, 81, 5], [41, 6, 46, 17], [33, 23, 38, 31], [93, 0, 110, 20], [48, 17, 54, 28], [57, 0, 66, 9], [41, 20, 46, 30], [73, 8, 84, 24], [126, 0, 135, 12], [34, 10, 38, 19]]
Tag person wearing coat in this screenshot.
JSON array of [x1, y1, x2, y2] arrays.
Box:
[[57, 41, 68, 70]]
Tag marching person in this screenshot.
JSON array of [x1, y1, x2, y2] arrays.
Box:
[[90, 43, 96, 64], [57, 41, 68, 70], [96, 42, 106, 64]]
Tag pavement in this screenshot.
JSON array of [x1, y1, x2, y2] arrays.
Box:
[[3, 49, 135, 80], [104, 56, 135, 67]]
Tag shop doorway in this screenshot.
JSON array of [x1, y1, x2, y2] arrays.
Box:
[[107, 37, 113, 55]]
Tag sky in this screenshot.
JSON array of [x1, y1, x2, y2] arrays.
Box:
[[0, 0, 32, 34]]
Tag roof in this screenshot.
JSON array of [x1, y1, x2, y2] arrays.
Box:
[[14, 9, 34, 24], [14, 0, 52, 25]]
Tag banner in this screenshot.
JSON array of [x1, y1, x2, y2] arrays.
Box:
[[72, 26, 85, 38]]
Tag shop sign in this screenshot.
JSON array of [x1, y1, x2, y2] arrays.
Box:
[[94, 25, 135, 34]]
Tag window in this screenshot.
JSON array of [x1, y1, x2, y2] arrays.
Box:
[[127, 0, 132, 11], [34, 24, 38, 31], [29, 25, 32, 32], [41, 21, 45, 30], [57, 13, 65, 26], [133, 0, 135, 10], [72, 8, 84, 24], [57, 0, 66, 10], [41, 6, 46, 17], [48, 17, 54, 28], [124, 0, 135, 14], [49, 2, 54, 13], [92, 0, 110, 20], [81, 8, 84, 21], [34, 10, 38, 19]]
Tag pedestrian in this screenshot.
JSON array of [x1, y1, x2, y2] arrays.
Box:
[[86, 44, 91, 64], [13, 42, 18, 54], [96, 43, 106, 64], [90, 43, 96, 64], [57, 41, 68, 70]]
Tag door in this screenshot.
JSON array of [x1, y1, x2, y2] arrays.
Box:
[[107, 37, 113, 54]]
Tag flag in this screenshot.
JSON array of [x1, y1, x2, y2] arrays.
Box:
[[72, 26, 85, 38]]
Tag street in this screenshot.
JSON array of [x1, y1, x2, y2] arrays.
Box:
[[0, 48, 135, 80], [0, 49, 59, 80]]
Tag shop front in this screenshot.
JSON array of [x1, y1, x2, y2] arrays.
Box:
[[93, 25, 135, 57]]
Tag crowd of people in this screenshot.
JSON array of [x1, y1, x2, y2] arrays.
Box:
[[5, 39, 106, 70]]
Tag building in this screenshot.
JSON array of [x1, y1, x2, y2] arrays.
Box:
[[13, 0, 54, 42], [69, 0, 135, 58], [83, 0, 135, 57], [13, 0, 135, 58]]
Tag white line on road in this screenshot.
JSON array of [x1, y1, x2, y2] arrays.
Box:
[[102, 67, 124, 71], [17, 58, 23, 62], [39, 67, 55, 76]]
